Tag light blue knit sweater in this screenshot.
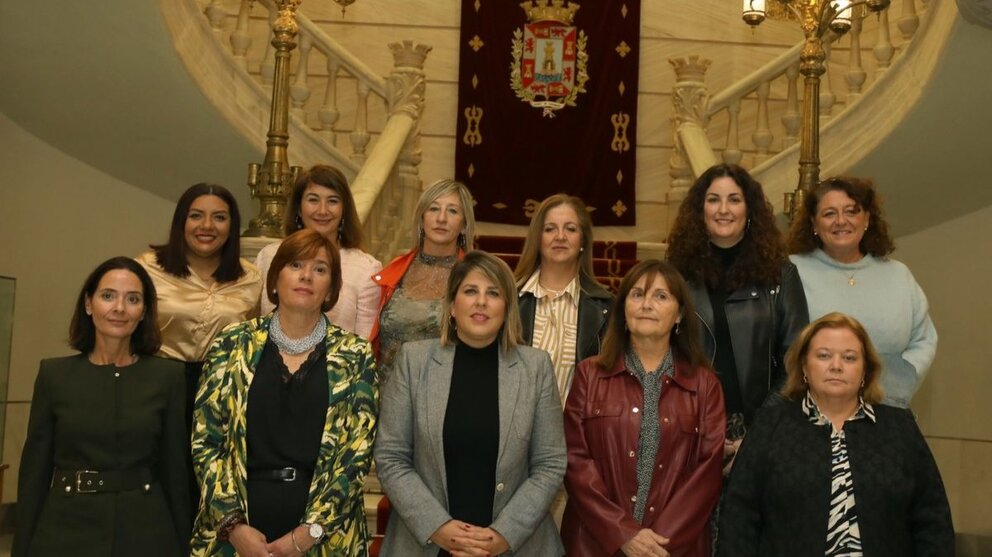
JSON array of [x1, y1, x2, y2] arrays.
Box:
[[790, 249, 937, 408]]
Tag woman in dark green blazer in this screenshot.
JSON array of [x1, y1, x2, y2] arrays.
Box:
[[14, 257, 190, 557]]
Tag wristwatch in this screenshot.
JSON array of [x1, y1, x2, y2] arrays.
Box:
[[305, 522, 325, 542]]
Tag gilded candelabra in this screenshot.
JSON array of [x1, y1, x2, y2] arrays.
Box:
[[742, 0, 889, 219], [244, 0, 304, 237]]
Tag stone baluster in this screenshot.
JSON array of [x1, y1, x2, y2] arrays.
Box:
[[350, 81, 371, 164], [752, 81, 773, 164], [782, 62, 801, 148], [845, 16, 866, 102], [819, 41, 836, 118], [898, 0, 920, 40], [261, 8, 278, 86], [873, 8, 895, 74], [387, 41, 432, 254], [724, 99, 743, 165], [230, 0, 254, 71], [290, 32, 313, 123], [204, 0, 226, 30], [318, 58, 341, 145], [667, 56, 711, 234]]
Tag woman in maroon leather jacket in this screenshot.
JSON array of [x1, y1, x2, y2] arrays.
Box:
[[562, 260, 726, 557]]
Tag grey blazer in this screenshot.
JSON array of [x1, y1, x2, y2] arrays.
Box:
[[374, 339, 566, 556]]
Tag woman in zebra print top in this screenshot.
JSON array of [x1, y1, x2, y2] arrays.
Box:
[[716, 312, 953, 557]]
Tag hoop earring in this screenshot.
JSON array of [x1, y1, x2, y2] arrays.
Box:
[[802, 375, 808, 384], [675, 321, 681, 335]]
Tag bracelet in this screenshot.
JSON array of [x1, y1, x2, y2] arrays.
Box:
[[290, 527, 305, 554], [216, 512, 247, 541]]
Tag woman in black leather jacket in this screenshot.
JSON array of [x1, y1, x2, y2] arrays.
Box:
[[513, 194, 613, 404], [667, 164, 808, 467]]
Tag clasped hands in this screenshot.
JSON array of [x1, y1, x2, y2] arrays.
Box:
[[431, 519, 510, 557], [229, 523, 314, 557], [621, 528, 671, 557]]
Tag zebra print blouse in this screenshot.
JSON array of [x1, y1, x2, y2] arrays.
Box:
[[802, 392, 877, 557]]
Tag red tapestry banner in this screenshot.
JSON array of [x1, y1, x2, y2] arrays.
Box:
[[455, 0, 641, 226]]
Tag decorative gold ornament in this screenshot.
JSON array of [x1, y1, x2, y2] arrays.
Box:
[[463, 106, 484, 146], [610, 112, 631, 153], [333, 0, 356, 16], [741, 0, 890, 220], [519, 0, 580, 24]]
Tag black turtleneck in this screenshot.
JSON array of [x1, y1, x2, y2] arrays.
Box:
[[441, 338, 500, 550], [709, 242, 745, 421]]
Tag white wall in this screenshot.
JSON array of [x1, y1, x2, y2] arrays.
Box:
[[0, 113, 177, 502]]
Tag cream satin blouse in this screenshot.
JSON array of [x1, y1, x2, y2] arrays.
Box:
[[137, 251, 262, 362]]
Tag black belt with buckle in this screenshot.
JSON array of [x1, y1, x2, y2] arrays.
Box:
[[53, 468, 154, 494], [247, 467, 311, 482]]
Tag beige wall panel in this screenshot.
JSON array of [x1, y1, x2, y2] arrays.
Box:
[[900, 206, 992, 443], [0, 115, 177, 503], [300, 0, 462, 28], [2, 402, 30, 502], [641, 3, 797, 44]]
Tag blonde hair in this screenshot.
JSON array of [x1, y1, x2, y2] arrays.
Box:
[[513, 194, 595, 286], [414, 179, 476, 251], [440, 251, 523, 353], [782, 312, 885, 404]]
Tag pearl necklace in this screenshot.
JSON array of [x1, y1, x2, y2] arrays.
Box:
[[270, 310, 326, 355]]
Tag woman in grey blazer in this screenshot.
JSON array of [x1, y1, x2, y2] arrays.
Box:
[[374, 251, 566, 557]]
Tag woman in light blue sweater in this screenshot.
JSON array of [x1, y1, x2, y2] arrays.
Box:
[[787, 177, 937, 408]]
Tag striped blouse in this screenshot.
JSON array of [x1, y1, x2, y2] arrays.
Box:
[[519, 271, 580, 401], [802, 392, 877, 557]]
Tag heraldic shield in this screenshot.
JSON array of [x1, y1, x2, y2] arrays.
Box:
[[511, 0, 589, 117]]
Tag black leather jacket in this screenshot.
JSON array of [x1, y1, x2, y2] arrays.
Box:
[[689, 262, 809, 426], [518, 275, 614, 364]]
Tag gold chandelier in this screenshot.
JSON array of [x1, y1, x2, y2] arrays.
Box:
[[741, 0, 890, 219]]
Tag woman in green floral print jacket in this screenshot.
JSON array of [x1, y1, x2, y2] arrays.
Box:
[[190, 230, 378, 557]]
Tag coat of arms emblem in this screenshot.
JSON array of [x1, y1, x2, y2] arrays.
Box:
[[510, 0, 589, 118]]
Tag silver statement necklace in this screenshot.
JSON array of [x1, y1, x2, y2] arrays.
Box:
[[270, 310, 326, 355]]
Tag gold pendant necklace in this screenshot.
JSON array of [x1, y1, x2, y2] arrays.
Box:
[[847, 272, 856, 286]]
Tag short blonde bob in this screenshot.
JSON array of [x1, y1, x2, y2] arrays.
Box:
[[414, 179, 476, 251]]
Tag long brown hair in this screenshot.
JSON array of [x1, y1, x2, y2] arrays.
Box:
[[513, 194, 595, 286], [284, 165, 365, 250], [150, 183, 246, 282], [596, 259, 707, 371], [787, 176, 896, 257], [666, 164, 786, 290]]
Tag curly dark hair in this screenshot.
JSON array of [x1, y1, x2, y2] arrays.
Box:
[[666, 164, 786, 290], [787, 176, 896, 257]]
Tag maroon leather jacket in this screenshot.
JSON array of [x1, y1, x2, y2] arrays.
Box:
[[562, 356, 726, 557]]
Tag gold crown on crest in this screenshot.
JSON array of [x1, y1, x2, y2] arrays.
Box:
[[519, 0, 580, 25]]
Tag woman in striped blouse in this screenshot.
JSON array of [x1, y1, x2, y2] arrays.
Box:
[[513, 194, 613, 403], [717, 312, 953, 557]]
